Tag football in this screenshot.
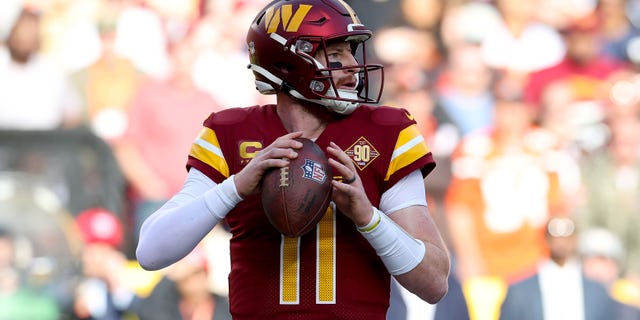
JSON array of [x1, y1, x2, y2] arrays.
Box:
[[261, 138, 333, 237]]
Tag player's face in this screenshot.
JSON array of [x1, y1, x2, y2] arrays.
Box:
[[316, 41, 360, 91]]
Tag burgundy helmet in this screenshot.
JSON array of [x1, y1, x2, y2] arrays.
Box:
[[246, 0, 383, 114]]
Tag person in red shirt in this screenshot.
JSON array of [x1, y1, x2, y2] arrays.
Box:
[[524, 12, 629, 109], [112, 25, 222, 249], [135, 1, 450, 319]]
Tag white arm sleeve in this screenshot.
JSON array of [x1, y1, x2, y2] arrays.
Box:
[[379, 170, 427, 215], [358, 169, 429, 275], [136, 168, 241, 270]]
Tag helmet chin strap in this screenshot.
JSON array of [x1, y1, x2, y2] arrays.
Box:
[[322, 88, 360, 114], [306, 59, 361, 114], [288, 88, 359, 115]]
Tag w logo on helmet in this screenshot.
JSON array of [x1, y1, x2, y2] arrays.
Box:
[[264, 4, 313, 33]]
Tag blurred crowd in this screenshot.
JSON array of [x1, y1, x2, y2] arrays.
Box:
[[0, 0, 639, 319]]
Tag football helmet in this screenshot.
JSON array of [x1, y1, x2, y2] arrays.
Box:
[[246, 0, 383, 114]]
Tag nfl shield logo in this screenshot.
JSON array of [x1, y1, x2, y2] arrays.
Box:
[[301, 159, 327, 184]]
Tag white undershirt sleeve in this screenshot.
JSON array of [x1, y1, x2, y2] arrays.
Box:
[[136, 168, 241, 270], [379, 169, 427, 214]]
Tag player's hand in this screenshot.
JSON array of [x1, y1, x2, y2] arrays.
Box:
[[327, 142, 373, 227], [234, 131, 304, 198]]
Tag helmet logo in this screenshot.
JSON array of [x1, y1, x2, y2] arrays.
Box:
[[264, 4, 313, 33]]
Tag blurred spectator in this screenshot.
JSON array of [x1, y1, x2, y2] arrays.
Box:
[[445, 76, 580, 319], [596, 0, 640, 64], [132, 244, 232, 320], [36, 0, 102, 73], [534, 0, 597, 30], [575, 112, 640, 282], [603, 70, 640, 118], [432, 42, 495, 142], [398, 0, 445, 32], [580, 227, 626, 285], [79, 8, 139, 142], [374, 26, 439, 139], [191, 0, 274, 108], [499, 217, 617, 320], [579, 228, 640, 316], [524, 12, 629, 109], [112, 28, 222, 248], [0, 226, 59, 320], [440, 1, 503, 50], [0, 8, 83, 130], [388, 274, 471, 320], [0, 0, 21, 41], [374, 25, 470, 320], [429, 42, 496, 258], [536, 80, 606, 157], [480, 0, 566, 78], [72, 207, 141, 320], [112, 0, 169, 79], [446, 77, 576, 283]]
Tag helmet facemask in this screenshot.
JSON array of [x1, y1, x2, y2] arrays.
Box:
[[288, 36, 383, 114], [296, 36, 383, 114]]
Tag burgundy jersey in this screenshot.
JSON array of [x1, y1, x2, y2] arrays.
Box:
[[187, 104, 435, 320]]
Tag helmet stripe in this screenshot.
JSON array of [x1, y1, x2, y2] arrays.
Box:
[[335, 0, 360, 24]]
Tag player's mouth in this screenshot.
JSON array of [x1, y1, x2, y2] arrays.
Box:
[[339, 77, 358, 90]]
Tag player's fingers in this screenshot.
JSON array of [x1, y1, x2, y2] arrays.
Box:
[[262, 157, 290, 171], [331, 179, 356, 193], [330, 179, 365, 217], [272, 131, 304, 149], [328, 158, 358, 185], [327, 142, 359, 185], [255, 132, 304, 163], [327, 142, 356, 171], [259, 146, 298, 162]]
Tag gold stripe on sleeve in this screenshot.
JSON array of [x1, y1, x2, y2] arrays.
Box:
[[384, 125, 430, 181], [189, 127, 230, 178]]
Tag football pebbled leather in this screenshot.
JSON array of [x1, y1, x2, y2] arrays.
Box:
[[261, 138, 333, 237]]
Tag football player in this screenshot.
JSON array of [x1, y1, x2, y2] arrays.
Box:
[[136, 0, 450, 318]]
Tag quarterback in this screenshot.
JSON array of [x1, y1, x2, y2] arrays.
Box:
[[136, 0, 450, 318]]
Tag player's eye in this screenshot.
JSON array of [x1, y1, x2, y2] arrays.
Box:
[[327, 52, 340, 60]]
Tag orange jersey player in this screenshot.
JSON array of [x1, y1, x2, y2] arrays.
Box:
[[136, 1, 450, 319]]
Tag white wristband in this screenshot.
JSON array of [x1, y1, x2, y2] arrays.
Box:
[[358, 207, 426, 275], [203, 175, 243, 221]]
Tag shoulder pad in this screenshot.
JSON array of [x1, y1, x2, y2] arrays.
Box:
[[369, 106, 416, 127], [204, 106, 253, 126]]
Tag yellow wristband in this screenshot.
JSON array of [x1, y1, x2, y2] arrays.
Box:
[[358, 207, 426, 275], [357, 208, 382, 233]]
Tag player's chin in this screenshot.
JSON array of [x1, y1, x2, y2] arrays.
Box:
[[338, 84, 357, 91]]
